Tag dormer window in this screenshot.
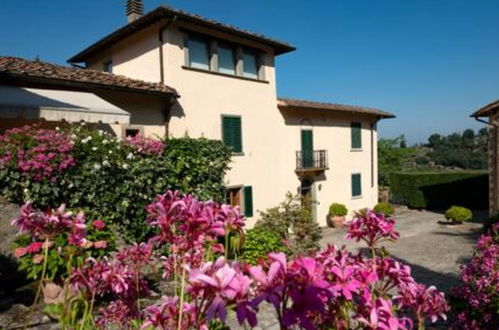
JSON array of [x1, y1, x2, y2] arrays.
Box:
[[103, 60, 113, 73], [242, 49, 258, 79], [218, 43, 236, 75], [188, 35, 210, 70]]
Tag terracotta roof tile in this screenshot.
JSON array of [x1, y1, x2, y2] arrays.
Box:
[[68, 5, 295, 63], [277, 98, 395, 119], [0, 56, 178, 97], [471, 99, 499, 117]]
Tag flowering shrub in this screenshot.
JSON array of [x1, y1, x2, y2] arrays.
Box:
[[450, 224, 498, 329], [12, 203, 115, 281], [1, 124, 232, 241], [0, 125, 75, 182], [124, 134, 165, 155]]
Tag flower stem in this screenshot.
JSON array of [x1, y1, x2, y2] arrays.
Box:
[[177, 267, 187, 330], [33, 237, 50, 306]]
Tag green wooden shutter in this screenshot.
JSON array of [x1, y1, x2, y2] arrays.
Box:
[[352, 174, 362, 197], [301, 130, 314, 168], [222, 116, 242, 152], [243, 186, 253, 217], [351, 122, 362, 149]]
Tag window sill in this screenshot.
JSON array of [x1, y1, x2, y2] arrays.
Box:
[[352, 195, 363, 200], [232, 152, 245, 157], [182, 66, 269, 84], [350, 148, 363, 152]]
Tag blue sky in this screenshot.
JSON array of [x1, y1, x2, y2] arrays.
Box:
[[1, 0, 498, 144]]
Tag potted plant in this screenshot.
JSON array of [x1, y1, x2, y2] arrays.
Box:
[[327, 203, 348, 228], [444, 206, 472, 224]]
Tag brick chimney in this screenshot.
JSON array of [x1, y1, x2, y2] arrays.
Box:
[[126, 0, 144, 23]]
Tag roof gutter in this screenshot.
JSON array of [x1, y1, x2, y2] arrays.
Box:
[[473, 115, 498, 127]]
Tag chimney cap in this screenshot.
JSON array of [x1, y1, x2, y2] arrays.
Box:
[[126, 0, 144, 23]]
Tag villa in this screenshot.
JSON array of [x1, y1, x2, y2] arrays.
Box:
[[0, 1, 394, 226]]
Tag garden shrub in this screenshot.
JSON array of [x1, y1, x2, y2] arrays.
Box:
[[390, 171, 488, 209], [240, 227, 290, 265], [255, 193, 322, 255], [0, 125, 232, 241], [484, 212, 499, 232], [373, 202, 394, 216], [450, 224, 498, 329], [444, 206, 473, 223], [328, 203, 348, 216]]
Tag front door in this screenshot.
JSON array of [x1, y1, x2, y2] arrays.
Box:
[[301, 129, 314, 168]]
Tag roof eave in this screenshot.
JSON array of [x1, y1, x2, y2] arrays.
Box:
[[0, 73, 178, 98], [277, 103, 395, 119], [68, 6, 295, 64]]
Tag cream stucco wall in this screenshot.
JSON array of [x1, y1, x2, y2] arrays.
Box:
[[84, 20, 381, 227]]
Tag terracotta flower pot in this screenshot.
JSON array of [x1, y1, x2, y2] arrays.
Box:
[[327, 215, 345, 228]]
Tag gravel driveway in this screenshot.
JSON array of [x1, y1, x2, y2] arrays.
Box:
[[320, 209, 484, 292]]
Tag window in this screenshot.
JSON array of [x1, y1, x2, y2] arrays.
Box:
[[188, 35, 210, 70], [222, 115, 242, 153], [218, 43, 236, 75], [225, 186, 253, 217], [351, 173, 362, 197], [125, 129, 140, 137], [351, 122, 362, 149], [103, 60, 112, 73], [242, 49, 259, 79]]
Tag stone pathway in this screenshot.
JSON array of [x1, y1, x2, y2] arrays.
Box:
[[321, 209, 483, 292]]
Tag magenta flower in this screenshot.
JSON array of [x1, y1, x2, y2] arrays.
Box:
[[124, 134, 165, 155], [92, 220, 106, 230], [345, 210, 400, 249]]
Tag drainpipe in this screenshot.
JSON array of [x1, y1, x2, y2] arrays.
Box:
[[158, 15, 177, 84], [158, 15, 178, 137]]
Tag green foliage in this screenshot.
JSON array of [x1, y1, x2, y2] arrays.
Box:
[[328, 203, 348, 216], [378, 135, 418, 186], [426, 129, 487, 170], [390, 171, 488, 209], [373, 202, 394, 216], [445, 206, 473, 223], [255, 193, 322, 256], [1, 125, 232, 241], [240, 227, 290, 265]]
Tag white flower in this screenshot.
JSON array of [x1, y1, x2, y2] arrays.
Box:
[[92, 147, 98, 151], [93, 163, 102, 170], [103, 139, 109, 145], [102, 160, 110, 167], [68, 183, 74, 189], [98, 130, 104, 136], [126, 153, 134, 160], [122, 163, 129, 170], [81, 136, 92, 144], [55, 126, 60, 131], [71, 134, 77, 139], [108, 150, 112, 154]]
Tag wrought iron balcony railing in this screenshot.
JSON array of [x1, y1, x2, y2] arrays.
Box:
[[296, 150, 328, 172]]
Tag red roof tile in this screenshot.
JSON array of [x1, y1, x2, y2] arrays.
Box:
[[277, 98, 395, 119], [0, 56, 178, 97]]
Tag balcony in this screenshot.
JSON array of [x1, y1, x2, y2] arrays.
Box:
[[295, 150, 329, 173]]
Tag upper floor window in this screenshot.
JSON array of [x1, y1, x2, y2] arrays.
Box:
[[218, 43, 236, 75], [103, 60, 113, 73], [242, 49, 259, 79], [188, 35, 210, 70], [351, 122, 362, 149]]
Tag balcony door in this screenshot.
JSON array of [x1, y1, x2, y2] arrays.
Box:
[[301, 129, 314, 168]]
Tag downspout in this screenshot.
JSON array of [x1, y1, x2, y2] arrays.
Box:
[[370, 117, 380, 189], [158, 15, 178, 137], [158, 14, 178, 84]]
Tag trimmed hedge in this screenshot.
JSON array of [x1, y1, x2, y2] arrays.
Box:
[[390, 171, 488, 209]]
